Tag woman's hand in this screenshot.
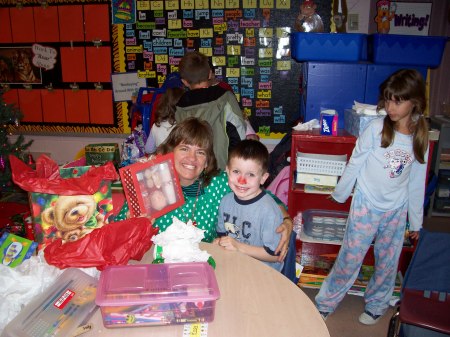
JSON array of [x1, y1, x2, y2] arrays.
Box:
[[274, 215, 293, 262]]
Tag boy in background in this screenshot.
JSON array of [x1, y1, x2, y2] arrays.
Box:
[[215, 140, 284, 271], [176, 51, 247, 169]]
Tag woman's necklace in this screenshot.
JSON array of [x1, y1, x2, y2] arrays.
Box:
[[180, 180, 202, 226]]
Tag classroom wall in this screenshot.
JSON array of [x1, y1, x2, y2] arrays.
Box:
[[9, 0, 449, 165]]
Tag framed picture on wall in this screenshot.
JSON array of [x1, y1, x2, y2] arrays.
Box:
[[0, 47, 42, 84]]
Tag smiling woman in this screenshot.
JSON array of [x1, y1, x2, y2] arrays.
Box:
[[153, 117, 292, 259]]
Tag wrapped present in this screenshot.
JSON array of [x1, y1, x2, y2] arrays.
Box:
[[85, 143, 121, 169], [9, 155, 119, 251]]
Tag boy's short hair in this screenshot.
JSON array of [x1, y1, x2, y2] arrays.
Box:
[[228, 139, 269, 173], [179, 51, 211, 85]]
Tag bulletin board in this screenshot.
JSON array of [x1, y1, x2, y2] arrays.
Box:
[[0, 0, 331, 137]]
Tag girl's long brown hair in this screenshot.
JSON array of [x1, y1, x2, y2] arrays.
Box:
[[377, 69, 429, 163], [154, 87, 184, 126], [157, 117, 220, 185]]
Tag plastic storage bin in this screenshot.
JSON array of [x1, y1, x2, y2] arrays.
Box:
[[302, 209, 348, 243], [296, 152, 347, 176], [368, 34, 447, 68], [291, 32, 367, 62], [95, 262, 220, 328], [2, 268, 98, 337]]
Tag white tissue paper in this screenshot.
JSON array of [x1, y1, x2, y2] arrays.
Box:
[[292, 118, 320, 131], [151, 216, 210, 263], [352, 101, 386, 116], [0, 250, 100, 334]]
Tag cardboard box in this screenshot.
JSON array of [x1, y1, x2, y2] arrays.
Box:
[[96, 262, 220, 328], [344, 109, 383, 137], [85, 143, 120, 168], [320, 111, 338, 136], [119, 153, 184, 219]]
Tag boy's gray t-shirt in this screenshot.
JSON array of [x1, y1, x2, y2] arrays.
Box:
[[217, 190, 284, 271]]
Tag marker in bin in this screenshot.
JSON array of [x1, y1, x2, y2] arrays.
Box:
[[320, 109, 338, 136]]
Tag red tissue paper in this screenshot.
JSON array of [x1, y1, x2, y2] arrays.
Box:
[[9, 154, 119, 195], [44, 217, 159, 270]]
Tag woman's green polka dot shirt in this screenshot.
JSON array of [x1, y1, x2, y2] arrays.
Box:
[[153, 171, 231, 243]]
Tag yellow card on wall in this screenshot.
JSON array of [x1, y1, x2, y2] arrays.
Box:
[[151, 1, 164, 10], [243, 0, 257, 8], [226, 68, 240, 77], [276, 0, 290, 9], [260, 0, 274, 8], [165, 0, 179, 10], [181, 0, 195, 9]]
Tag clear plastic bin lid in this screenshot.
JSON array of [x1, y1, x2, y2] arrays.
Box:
[[96, 262, 220, 306], [3, 268, 98, 337]]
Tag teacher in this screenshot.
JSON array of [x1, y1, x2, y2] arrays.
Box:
[[154, 117, 292, 259]]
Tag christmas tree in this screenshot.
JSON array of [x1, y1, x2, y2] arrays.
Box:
[[0, 93, 33, 195]]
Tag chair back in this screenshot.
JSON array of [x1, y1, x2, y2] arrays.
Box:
[[402, 227, 450, 294]]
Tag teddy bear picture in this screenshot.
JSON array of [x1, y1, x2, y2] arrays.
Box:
[[41, 195, 106, 243]]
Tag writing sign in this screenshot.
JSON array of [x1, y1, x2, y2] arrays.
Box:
[[389, 2, 432, 35], [111, 72, 147, 102]]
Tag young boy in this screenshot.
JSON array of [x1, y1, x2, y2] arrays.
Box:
[[215, 139, 284, 271], [175, 51, 247, 169]]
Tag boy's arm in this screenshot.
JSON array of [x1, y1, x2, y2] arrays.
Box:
[[264, 190, 291, 261], [218, 236, 279, 262]]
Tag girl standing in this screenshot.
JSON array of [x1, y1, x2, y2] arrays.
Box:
[[145, 87, 184, 154], [316, 69, 429, 325]]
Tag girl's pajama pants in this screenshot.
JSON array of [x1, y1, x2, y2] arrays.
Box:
[[315, 188, 408, 316]]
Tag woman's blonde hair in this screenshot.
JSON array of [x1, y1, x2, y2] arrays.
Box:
[[377, 69, 429, 163], [157, 117, 219, 185]]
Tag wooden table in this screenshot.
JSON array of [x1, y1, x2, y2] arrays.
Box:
[[82, 243, 330, 337]]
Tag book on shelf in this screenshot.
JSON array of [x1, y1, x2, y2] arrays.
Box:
[[304, 184, 335, 194], [0, 233, 38, 268], [440, 148, 450, 162], [298, 265, 402, 298], [295, 172, 338, 186]]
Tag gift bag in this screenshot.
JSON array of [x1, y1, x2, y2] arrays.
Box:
[[10, 155, 119, 251], [44, 217, 158, 270]]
